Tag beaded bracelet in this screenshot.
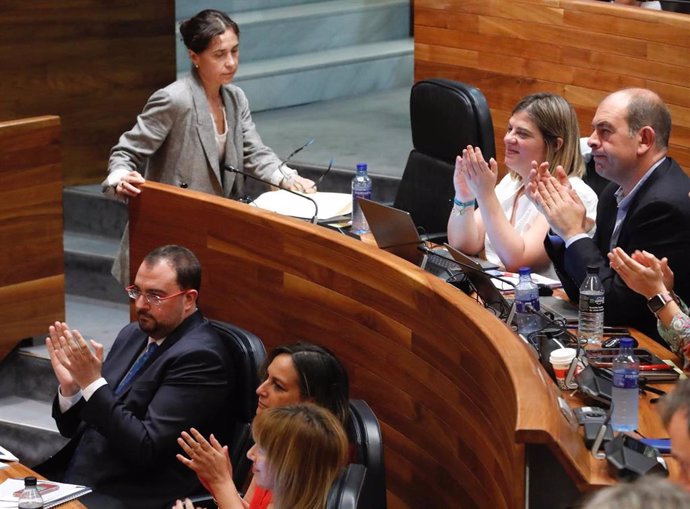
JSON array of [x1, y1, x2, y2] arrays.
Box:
[[452, 197, 476, 216]]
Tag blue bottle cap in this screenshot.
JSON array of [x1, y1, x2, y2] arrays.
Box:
[[518, 267, 531, 276], [619, 337, 635, 348]]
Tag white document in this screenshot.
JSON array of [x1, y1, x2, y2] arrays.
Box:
[[487, 270, 562, 291], [0, 478, 91, 508], [252, 190, 352, 220]]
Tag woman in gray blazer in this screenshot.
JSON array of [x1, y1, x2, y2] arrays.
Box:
[[104, 9, 315, 283]]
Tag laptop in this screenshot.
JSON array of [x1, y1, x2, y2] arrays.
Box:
[[358, 199, 498, 278], [444, 244, 578, 325]]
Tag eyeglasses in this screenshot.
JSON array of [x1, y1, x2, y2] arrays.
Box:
[[311, 158, 334, 190], [125, 285, 188, 307]]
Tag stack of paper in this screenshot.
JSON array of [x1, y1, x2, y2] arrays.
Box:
[[487, 270, 562, 292], [252, 190, 352, 221], [0, 478, 91, 509]]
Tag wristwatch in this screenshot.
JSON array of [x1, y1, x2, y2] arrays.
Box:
[[647, 292, 673, 315]]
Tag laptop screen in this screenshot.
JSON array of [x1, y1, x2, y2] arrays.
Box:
[[358, 199, 426, 266], [444, 244, 514, 321]]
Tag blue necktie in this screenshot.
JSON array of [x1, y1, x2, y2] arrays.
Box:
[[115, 342, 158, 395]]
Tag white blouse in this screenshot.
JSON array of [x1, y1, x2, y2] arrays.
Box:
[[483, 174, 599, 279]]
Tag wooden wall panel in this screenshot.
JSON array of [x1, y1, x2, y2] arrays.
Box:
[[0, 116, 64, 360], [129, 182, 608, 508], [0, 2, 176, 185], [415, 0, 690, 175]]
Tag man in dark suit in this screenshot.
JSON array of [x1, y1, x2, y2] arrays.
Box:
[[528, 88, 690, 343], [41, 245, 233, 508]]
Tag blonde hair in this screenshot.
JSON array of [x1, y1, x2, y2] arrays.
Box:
[[252, 403, 348, 509], [510, 93, 585, 180]]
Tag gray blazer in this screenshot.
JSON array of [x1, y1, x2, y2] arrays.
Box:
[[106, 71, 285, 198], [107, 73, 289, 284]]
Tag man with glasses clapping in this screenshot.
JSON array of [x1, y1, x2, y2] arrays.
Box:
[[39, 245, 234, 509]]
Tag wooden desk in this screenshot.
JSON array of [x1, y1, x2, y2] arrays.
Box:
[[0, 463, 86, 508], [128, 182, 680, 509], [571, 330, 682, 482]]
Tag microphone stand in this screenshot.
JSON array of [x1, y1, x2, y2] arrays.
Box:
[[222, 164, 319, 224]]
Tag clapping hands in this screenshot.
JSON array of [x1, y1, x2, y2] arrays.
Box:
[[453, 145, 498, 202]]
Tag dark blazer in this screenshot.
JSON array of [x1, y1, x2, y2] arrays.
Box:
[[545, 157, 690, 342], [48, 310, 234, 509]]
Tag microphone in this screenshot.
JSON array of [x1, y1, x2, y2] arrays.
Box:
[[591, 404, 613, 459], [277, 138, 315, 183], [222, 164, 319, 224]]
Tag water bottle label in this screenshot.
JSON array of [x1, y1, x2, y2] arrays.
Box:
[[515, 297, 539, 313], [353, 189, 372, 199], [613, 370, 639, 389], [579, 293, 604, 312]]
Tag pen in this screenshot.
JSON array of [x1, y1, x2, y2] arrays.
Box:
[[639, 364, 673, 371]]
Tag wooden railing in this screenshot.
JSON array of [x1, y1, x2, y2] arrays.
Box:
[[414, 0, 690, 175], [128, 182, 604, 508], [0, 116, 65, 360]]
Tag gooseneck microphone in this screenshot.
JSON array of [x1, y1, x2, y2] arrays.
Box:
[[221, 164, 319, 224], [277, 138, 315, 181]]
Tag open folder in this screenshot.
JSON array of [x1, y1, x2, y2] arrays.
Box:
[[0, 478, 91, 508], [252, 190, 352, 221]]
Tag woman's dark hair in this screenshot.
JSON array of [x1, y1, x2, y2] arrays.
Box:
[[259, 342, 350, 428], [179, 9, 239, 54]]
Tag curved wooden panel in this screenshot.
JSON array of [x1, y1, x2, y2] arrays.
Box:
[[414, 0, 690, 175], [0, 116, 64, 360], [129, 182, 597, 508]]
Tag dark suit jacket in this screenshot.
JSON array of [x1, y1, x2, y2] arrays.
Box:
[[545, 157, 690, 342], [48, 310, 234, 509]]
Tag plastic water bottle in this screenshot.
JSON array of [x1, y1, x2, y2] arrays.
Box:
[[611, 337, 639, 432], [578, 265, 605, 345], [18, 476, 44, 509], [515, 267, 541, 338], [351, 163, 372, 234]]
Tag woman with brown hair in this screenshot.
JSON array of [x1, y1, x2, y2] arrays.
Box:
[[175, 404, 348, 509], [447, 93, 598, 278]]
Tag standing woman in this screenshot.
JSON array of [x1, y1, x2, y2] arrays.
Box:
[[447, 93, 598, 278], [103, 10, 314, 283]]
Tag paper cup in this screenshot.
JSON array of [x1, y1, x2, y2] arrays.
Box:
[[549, 348, 577, 389]]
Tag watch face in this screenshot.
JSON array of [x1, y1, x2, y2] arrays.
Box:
[[647, 294, 670, 314]]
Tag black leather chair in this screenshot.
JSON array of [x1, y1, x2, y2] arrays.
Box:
[[174, 320, 265, 509], [326, 464, 367, 509], [393, 78, 496, 240], [210, 320, 266, 488], [348, 399, 387, 509]]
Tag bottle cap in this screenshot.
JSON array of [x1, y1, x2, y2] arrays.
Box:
[[24, 476, 37, 487], [356, 163, 367, 172], [586, 265, 599, 274], [518, 267, 531, 276], [619, 337, 635, 348]]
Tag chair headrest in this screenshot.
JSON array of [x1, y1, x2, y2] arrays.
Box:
[[410, 78, 495, 164]]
